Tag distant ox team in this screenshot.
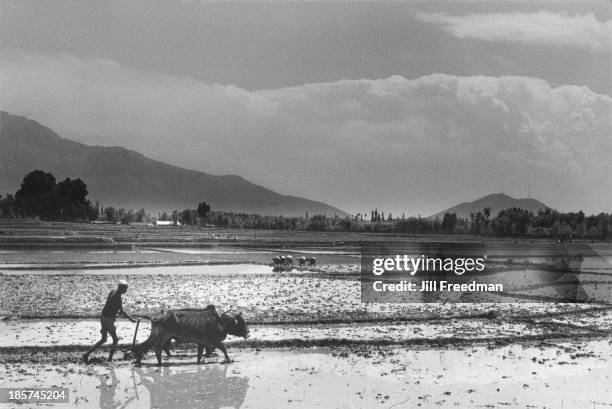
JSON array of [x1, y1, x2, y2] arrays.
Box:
[[272, 255, 316, 268]]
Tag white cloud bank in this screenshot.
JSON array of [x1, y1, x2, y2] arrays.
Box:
[[1, 52, 611, 215], [416, 11, 612, 54]]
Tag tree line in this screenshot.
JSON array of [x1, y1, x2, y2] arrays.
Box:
[[173, 208, 610, 241], [1, 170, 610, 240], [0, 170, 98, 220]]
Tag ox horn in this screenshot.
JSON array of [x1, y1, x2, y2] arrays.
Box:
[[221, 309, 232, 315]]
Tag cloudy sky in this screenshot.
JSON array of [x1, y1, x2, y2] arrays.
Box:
[[1, 1, 610, 216]]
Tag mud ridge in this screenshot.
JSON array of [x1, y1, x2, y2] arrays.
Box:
[[1, 330, 608, 361], [0, 260, 264, 271], [8, 306, 611, 322]]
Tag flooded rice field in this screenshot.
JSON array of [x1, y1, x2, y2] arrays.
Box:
[[1, 342, 610, 409], [1, 317, 591, 349], [0, 248, 358, 271], [2, 269, 610, 320], [0, 263, 276, 275], [0, 225, 611, 408]]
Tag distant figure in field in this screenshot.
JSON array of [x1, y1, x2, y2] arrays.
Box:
[[83, 280, 138, 363]]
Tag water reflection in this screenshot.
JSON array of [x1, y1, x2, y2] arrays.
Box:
[[96, 368, 138, 409], [135, 364, 249, 409]]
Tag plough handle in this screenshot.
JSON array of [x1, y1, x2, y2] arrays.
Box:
[[132, 319, 141, 351]]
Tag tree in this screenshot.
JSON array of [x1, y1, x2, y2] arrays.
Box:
[[179, 209, 196, 225], [57, 178, 88, 204], [13, 171, 97, 220], [56, 178, 90, 219], [0, 194, 16, 218], [16, 170, 56, 198], [197, 202, 211, 224], [15, 170, 58, 219], [104, 207, 116, 223], [441, 213, 457, 234], [15, 170, 61, 219], [307, 214, 329, 231], [135, 208, 146, 223]]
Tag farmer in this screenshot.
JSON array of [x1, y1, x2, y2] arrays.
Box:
[[82, 279, 138, 363]]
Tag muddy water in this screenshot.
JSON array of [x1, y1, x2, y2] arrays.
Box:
[[1, 342, 610, 408], [0, 263, 275, 275], [0, 247, 358, 269], [0, 319, 560, 348], [147, 248, 271, 254]]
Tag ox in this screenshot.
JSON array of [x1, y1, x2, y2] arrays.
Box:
[[297, 256, 307, 267], [285, 255, 293, 266], [308, 256, 317, 267], [133, 306, 249, 366]]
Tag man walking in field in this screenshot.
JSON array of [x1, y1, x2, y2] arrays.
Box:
[[83, 279, 138, 363]]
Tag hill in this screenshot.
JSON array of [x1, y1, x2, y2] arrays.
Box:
[[432, 193, 550, 219], [0, 111, 348, 217]]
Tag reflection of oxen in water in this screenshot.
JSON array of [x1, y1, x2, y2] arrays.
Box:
[[136, 363, 249, 409]]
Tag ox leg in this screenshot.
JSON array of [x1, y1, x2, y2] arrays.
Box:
[[214, 341, 232, 363], [197, 344, 205, 364], [154, 350, 162, 366], [163, 338, 172, 357], [153, 341, 166, 366], [134, 336, 153, 365], [204, 345, 215, 357]]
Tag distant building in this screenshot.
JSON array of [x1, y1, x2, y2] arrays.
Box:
[[155, 220, 181, 227]]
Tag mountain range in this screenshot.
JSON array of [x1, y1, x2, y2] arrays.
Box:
[[432, 193, 550, 219], [0, 111, 347, 217]]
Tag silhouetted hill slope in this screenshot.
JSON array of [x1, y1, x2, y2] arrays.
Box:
[[0, 111, 348, 217], [432, 193, 550, 219]]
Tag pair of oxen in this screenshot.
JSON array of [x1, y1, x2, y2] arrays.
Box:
[[272, 255, 316, 267], [132, 305, 249, 366]]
